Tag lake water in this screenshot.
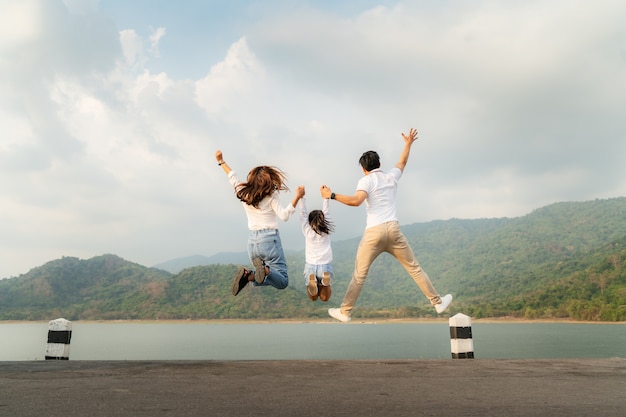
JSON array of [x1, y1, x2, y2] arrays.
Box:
[[1, 321, 624, 361]]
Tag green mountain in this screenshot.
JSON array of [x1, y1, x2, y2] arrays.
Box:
[[0, 255, 172, 320], [1, 197, 625, 321]]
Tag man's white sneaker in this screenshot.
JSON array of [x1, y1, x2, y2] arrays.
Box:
[[328, 308, 351, 323], [435, 294, 453, 314]]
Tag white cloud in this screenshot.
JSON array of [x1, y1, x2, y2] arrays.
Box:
[[149, 26, 166, 57], [0, 0, 41, 48], [120, 29, 144, 66], [195, 37, 267, 122]]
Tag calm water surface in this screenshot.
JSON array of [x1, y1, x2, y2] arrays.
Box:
[[1, 321, 624, 361]]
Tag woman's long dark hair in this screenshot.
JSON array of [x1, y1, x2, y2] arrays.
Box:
[[308, 210, 334, 236], [236, 166, 288, 208]]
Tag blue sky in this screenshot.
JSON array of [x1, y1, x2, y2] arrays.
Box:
[[98, 0, 392, 79], [1, 0, 625, 278]]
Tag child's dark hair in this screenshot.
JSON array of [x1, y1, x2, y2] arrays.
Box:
[[308, 210, 334, 236]]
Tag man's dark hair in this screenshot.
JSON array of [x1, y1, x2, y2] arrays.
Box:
[[359, 151, 380, 172]]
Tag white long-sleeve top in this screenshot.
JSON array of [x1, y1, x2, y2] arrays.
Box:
[[228, 170, 296, 230], [299, 197, 333, 265]]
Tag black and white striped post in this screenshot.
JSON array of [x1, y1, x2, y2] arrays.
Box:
[[449, 313, 474, 359], [45, 318, 72, 360]]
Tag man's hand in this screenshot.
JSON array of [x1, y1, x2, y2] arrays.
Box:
[[215, 150, 224, 162], [396, 128, 419, 171], [320, 185, 332, 199], [401, 128, 418, 145]]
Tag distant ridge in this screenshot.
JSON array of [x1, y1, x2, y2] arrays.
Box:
[[153, 250, 302, 274], [153, 252, 250, 273]]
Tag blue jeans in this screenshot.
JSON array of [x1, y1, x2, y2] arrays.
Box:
[[247, 229, 289, 289], [303, 263, 333, 286]]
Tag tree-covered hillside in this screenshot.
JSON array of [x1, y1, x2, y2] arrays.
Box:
[[0, 255, 172, 320], [1, 198, 625, 321]]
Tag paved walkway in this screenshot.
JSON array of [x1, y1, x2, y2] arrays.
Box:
[[1, 359, 625, 416]]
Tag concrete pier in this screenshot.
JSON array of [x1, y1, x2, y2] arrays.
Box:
[[1, 359, 624, 416]]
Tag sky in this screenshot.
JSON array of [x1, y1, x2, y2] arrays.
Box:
[[1, 0, 625, 278]]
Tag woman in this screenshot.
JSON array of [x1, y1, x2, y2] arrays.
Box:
[[215, 150, 304, 296]]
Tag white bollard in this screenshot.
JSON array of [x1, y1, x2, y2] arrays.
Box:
[[45, 318, 72, 360], [449, 313, 474, 359]]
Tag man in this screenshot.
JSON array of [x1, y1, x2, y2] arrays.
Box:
[[321, 128, 452, 322]]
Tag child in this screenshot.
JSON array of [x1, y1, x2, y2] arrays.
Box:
[[299, 185, 335, 301], [215, 150, 304, 296]]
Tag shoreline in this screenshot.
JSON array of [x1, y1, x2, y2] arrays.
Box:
[[3, 318, 625, 324]]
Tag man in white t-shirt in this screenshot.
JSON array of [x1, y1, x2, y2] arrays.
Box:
[[321, 128, 452, 323]]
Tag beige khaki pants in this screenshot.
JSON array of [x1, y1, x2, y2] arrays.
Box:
[[340, 221, 441, 316]]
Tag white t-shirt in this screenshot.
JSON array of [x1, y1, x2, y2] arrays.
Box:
[[299, 198, 333, 265], [228, 171, 296, 230], [356, 167, 402, 229]]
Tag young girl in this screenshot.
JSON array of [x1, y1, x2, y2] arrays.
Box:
[[215, 150, 304, 296], [299, 185, 335, 301]]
